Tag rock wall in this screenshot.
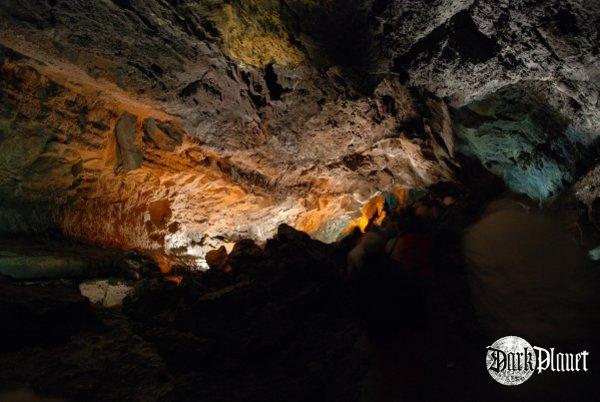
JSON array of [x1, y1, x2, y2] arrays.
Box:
[[379, 0, 600, 131], [1, 0, 599, 266], [0, 2, 456, 268]]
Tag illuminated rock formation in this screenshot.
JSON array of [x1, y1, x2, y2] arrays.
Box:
[[0, 0, 599, 268], [0, 9, 455, 268]]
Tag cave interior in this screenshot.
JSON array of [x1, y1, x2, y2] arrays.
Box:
[[0, 1, 599, 401]]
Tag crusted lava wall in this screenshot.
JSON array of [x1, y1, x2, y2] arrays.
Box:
[[0, 1, 457, 267], [1, 0, 599, 266]]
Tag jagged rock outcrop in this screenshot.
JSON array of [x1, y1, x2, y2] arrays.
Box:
[[453, 83, 598, 200], [377, 1, 600, 130], [0, 0, 599, 266], [575, 164, 600, 230], [0, 1, 457, 267]]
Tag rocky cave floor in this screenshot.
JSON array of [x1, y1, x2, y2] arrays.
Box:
[[1, 168, 599, 402]]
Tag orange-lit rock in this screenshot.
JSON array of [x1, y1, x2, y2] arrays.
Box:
[[0, 49, 457, 268], [0, 4, 459, 269]]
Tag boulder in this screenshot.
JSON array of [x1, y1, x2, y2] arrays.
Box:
[[205, 246, 230, 272], [115, 250, 160, 281], [229, 239, 262, 261], [276, 224, 311, 243]]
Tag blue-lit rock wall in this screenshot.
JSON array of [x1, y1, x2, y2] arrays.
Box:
[[455, 87, 595, 200]]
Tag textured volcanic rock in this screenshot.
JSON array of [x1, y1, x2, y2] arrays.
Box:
[[575, 163, 600, 230], [1, 3, 599, 400], [0, 0, 599, 266], [453, 83, 598, 200], [0, 1, 458, 266], [373, 0, 600, 205], [114, 112, 143, 172], [379, 0, 600, 130]]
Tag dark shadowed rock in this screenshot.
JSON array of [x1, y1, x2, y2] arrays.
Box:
[[0, 279, 95, 350], [205, 246, 230, 272], [276, 223, 311, 243], [229, 239, 262, 261], [121, 226, 365, 402], [115, 250, 161, 280]]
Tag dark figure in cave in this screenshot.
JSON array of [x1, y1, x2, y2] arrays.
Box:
[[349, 244, 430, 402]]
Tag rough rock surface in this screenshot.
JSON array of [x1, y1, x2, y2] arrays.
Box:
[[0, 1, 457, 266], [379, 0, 600, 132], [453, 84, 598, 200], [575, 163, 600, 229], [0, 0, 599, 266], [1, 2, 599, 401]]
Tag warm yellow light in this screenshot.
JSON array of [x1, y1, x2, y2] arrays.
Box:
[[346, 188, 410, 233]]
